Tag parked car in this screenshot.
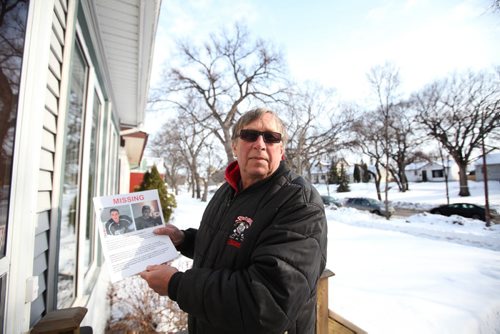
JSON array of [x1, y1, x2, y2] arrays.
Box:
[[344, 197, 395, 217], [321, 195, 342, 207], [429, 203, 499, 222]]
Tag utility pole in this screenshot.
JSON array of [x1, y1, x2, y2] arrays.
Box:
[[445, 155, 450, 205], [481, 139, 491, 227]]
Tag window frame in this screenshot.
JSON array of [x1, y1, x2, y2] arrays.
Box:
[[52, 23, 109, 308]]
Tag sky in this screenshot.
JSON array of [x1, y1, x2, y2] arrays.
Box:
[[147, 0, 500, 133], [165, 180, 500, 334]]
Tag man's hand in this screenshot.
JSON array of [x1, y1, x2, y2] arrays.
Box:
[[154, 224, 185, 246], [139, 264, 178, 296]]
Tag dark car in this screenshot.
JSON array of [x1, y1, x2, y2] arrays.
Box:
[[344, 197, 394, 217], [321, 195, 342, 207], [429, 203, 498, 222]]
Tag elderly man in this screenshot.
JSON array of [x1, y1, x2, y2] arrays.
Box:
[[141, 108, 327, 334]]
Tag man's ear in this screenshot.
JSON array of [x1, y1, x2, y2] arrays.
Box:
[[231, 141, 237, 157]]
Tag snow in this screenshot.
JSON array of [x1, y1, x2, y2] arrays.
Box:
[[169, 180, 500, 334]]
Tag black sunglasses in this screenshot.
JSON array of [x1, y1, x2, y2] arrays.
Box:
[[238, 129, 282, 144]]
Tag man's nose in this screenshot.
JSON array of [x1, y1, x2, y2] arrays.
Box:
[[252, 134, 266, 148]]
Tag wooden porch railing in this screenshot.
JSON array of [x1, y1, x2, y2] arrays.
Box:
[[30, 307, 92, 333], [316, 269, 367, 334]]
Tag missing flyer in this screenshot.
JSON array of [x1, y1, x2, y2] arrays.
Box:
[[93, 189, 178, 282]]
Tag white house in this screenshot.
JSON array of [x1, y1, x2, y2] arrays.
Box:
[[310, 159, 354, 184], [405, 160, 460, 182], [0, 0, 161, 332], [475, 152, 500, 181]]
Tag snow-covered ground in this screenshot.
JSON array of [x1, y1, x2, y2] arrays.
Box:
[[170, 180, 500, 334]]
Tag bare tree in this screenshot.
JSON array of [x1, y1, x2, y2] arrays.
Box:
[[151, 23, 288, 164], [386, 100, 425, 192], [149, 129, 186, 196], [198, 139, 225, 202], [282, 82, 355, 179], [367, 62, 401, 218], [153, 97, 213, 199], [351, 110, 387, 201], [413, 69, 500, 196], [492, 0, 500, 11]]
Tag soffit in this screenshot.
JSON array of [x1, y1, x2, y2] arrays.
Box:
[[94, 0, 160, 127]]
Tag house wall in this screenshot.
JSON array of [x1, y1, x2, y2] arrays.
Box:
[[4, 0, 127, 332], [405, 169, 421, 182], [119, 147, 132, 194], [405, 162, 460, 183], [476, 164, 500, 181]]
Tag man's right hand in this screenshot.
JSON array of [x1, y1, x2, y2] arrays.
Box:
[[154, 224, 185, 246]]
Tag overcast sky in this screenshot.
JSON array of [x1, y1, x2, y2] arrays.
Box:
[[148, 0, 499, 129]]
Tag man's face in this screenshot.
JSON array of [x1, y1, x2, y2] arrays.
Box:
[[142, 208, 151, 218], [111, 210, 120, 223], [232, 113, 284, 189]]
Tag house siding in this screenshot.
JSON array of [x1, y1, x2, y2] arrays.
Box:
[[30, 0, 69, 326], [476, 164, 500, 181]]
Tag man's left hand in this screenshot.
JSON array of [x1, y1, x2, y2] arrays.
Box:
[[139, 264, 178, 296]]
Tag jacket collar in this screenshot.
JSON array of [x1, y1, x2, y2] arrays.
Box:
[[224, 160, 288, 193], [224, 161, 241, 192]]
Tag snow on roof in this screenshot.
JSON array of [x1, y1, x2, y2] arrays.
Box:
[[405, 161, 429, 171], [406, 159, 456, 171], [474, 152, 500, 166]]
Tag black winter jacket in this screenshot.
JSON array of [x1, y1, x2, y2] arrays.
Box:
[[169, 161, 327, 334]]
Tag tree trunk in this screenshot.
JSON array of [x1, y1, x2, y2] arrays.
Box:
[[223, 129, 235, 164], [457, 164, 470, 196], [201, 178, 208, 202]]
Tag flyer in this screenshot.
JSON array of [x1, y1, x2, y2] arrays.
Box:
[[93, 189, 178, 282]]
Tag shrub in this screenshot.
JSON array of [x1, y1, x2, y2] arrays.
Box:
[[106, 275, 188, 333], [136, 165, 176, 223]]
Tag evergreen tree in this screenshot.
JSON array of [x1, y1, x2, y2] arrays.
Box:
[[328, 159, 339, 184], [353, 164, 361, 183], [136, 165, 177, 223], [361, 162, 370, 183], [337, 164, 350, 192]]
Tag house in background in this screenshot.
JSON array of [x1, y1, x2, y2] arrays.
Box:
[[121, 129, 150, 192], [0, 0, 161, 333], [475, 152, 500, 181], [405, 160, 460, 182], [129, 156, 167, 192], [310, 158, 353, 184]]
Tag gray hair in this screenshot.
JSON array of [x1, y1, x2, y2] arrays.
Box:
[[231, 108, 288, 147]]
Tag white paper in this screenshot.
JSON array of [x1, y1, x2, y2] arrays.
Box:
[[93, 189, 178, 282]]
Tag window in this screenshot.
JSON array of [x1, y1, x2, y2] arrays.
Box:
[[83, 90, 102, 283], [0, 0, 29, 259], [0, 274, 6, 332], [57, 40, 88, 308], [55, 27, 110, 307], [0, 2, 29, 330], [432, 169, 444, 178]]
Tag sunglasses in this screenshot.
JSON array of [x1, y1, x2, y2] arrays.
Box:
[[238, 129, 282, 144]]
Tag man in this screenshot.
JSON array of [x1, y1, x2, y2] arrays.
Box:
[[140, 108, 327, 334], [105, 208, 134, 235], [134, 205, 162, 230]]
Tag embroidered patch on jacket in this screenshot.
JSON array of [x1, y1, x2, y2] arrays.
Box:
[[227, 216, 253, 248]]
